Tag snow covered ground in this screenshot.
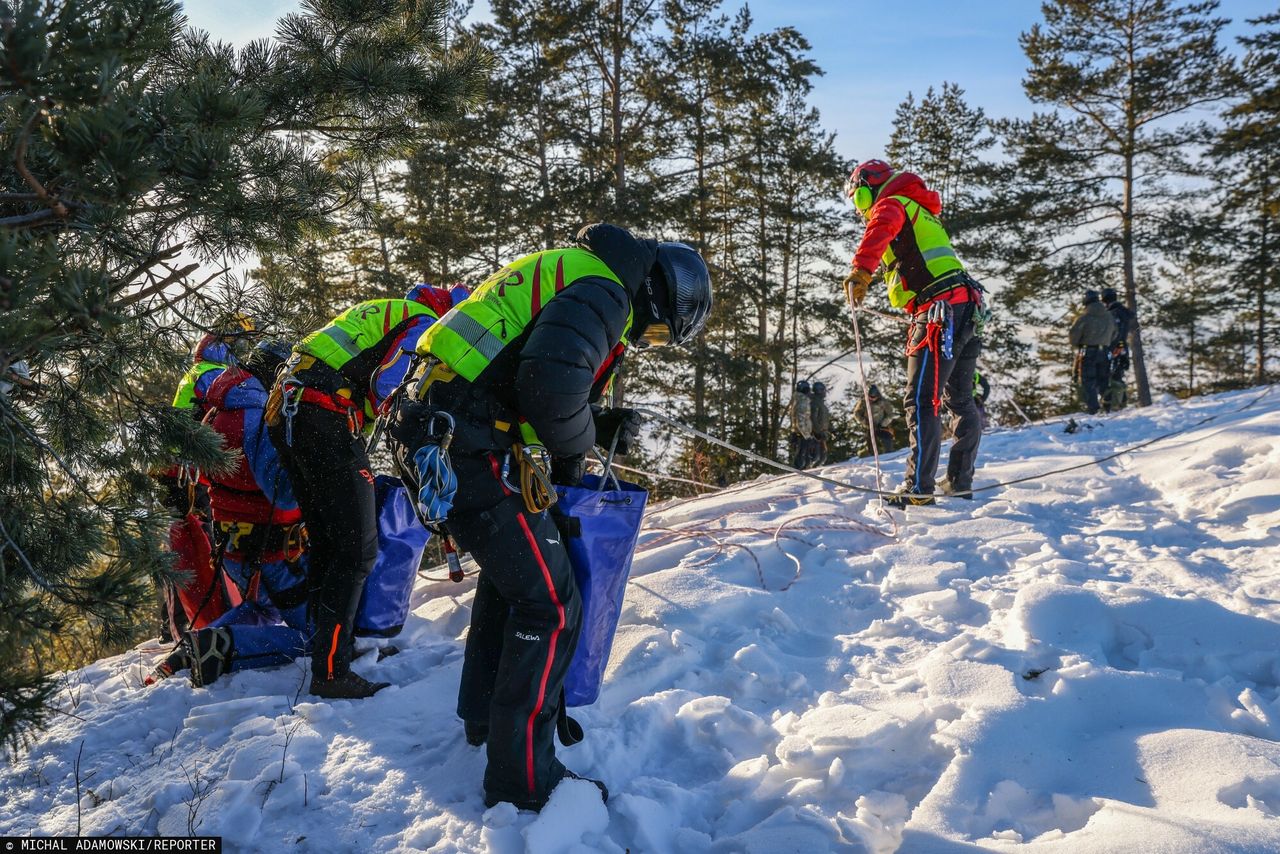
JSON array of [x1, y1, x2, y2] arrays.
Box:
[[3, 387, 1280, 853]]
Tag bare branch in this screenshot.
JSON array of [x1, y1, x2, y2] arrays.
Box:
[[108, 263, 200, 311]]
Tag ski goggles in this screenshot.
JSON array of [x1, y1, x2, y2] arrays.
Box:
[[634, 321, 673, 349]]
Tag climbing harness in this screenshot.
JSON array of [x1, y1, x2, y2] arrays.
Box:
[[905, 301, 953, 416]]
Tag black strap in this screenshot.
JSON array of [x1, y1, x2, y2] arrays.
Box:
[[912, 272, 967, 307], [556, 688, 584, 746]]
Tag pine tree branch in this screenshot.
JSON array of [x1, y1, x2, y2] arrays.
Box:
[[0, 514, 61, 597], [114, 243, 186, 292], [108, 262, 200, 311], [13, 110, 69, 220], [0, 208, 59, 228], [148, 266, 228, 323]]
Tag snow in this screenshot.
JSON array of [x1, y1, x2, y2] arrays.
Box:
[[3, 386, 1280, 852]]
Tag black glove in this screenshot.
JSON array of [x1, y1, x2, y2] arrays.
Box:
[[388, 398, 440, 451], [550, 454, 586, 487], [592, 407, 642, 455]]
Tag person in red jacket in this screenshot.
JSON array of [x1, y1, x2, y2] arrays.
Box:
[[843, 160, 985, 505], [155, 318, 257, 640], [148, 341, 313, 686]]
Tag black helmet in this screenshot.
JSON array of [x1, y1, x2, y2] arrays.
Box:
[[796, 379, 811, 394], [812, 381, 826, 395], [1083, 289, 1100, 305], [244, 340, 292, 386], [642, 242, 712, 348], [1101, 287, 1118, 304], [867, 384, 881, 400]]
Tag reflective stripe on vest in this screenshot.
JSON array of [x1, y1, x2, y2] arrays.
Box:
[[172, 360, 226, 410], [417, 248, 631, 382], [881, 195, 965, 309], [300, 299, 436, 373]]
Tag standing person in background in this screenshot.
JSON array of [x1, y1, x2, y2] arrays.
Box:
[[809, 381, 832, 466], [1069, 289, 1116, 416], [788, 380, 815, 468], [266, 284, 465, 699], [855, 383, 896, 454], [842, 159, 986, 505], [1102, 288, 1133, 412]]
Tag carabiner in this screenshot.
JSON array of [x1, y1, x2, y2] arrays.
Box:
[[279, 375, 303, 446]]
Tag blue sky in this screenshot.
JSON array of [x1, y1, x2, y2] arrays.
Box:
[[183, 0, 1277, 163]]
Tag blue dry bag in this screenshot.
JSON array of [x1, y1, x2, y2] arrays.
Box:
[[355, 475, 431, 637], [556, 473, 648, 706]]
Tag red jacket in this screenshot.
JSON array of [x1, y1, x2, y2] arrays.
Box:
[[852, 172, 944, 273], [205, 367, 302, 526]]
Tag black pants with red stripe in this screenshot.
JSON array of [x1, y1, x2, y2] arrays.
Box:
[[448, 452, 583, 808], [902, 302, 982, 495], [269, 404, 378, 681]]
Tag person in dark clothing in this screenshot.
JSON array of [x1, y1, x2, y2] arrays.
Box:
[[809, 381, 832, 466], [855, 383, 896, 454], [267, 285, 463, 699], [391, 223, 712, 812], [1101, 287, 1133, 412], [843, 159, 985, 505], [1069, 289, 1116, 416], [788, 380, 815, 467]]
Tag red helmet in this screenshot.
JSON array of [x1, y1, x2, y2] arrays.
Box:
[[844, 159, 895, 212]]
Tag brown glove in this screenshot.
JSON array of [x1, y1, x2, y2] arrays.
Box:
[[843, 267, 874, 307]]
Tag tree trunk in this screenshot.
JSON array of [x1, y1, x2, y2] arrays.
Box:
[[692, 94, 708, 429], [1257, 170, 1271, 383], [535, 66, 554, 250], [1123, 24, 1153, 407], [604, 0, 627, 406], [369, 166, 395, 290], [609, 0, 626, 219], [1189, 325, 1195, 393]]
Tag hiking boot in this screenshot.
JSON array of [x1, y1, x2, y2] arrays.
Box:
[[938, 478, 973, 500], [310, 670, 390, 700], [483, 769, 609, 812], [464, 720, 489, 747], [563, 769, 609, 804], [184, 628, 233, 688], [144, 648, 188, 686], [886, 487, 936, 509]]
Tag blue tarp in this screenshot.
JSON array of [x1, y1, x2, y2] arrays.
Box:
[[557, 474, 648, 706], [356, 475, 431, 637]]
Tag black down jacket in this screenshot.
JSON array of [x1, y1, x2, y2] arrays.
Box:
[[462, 222, 657, 458]]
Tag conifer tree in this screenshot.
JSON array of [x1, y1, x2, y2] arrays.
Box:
[[1214, 10, 1280, 384], [886, 82, 995, 240], [0, 0, 487, 753], [880, 83, 1041, 422], [993, 0, 1233, 407]]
